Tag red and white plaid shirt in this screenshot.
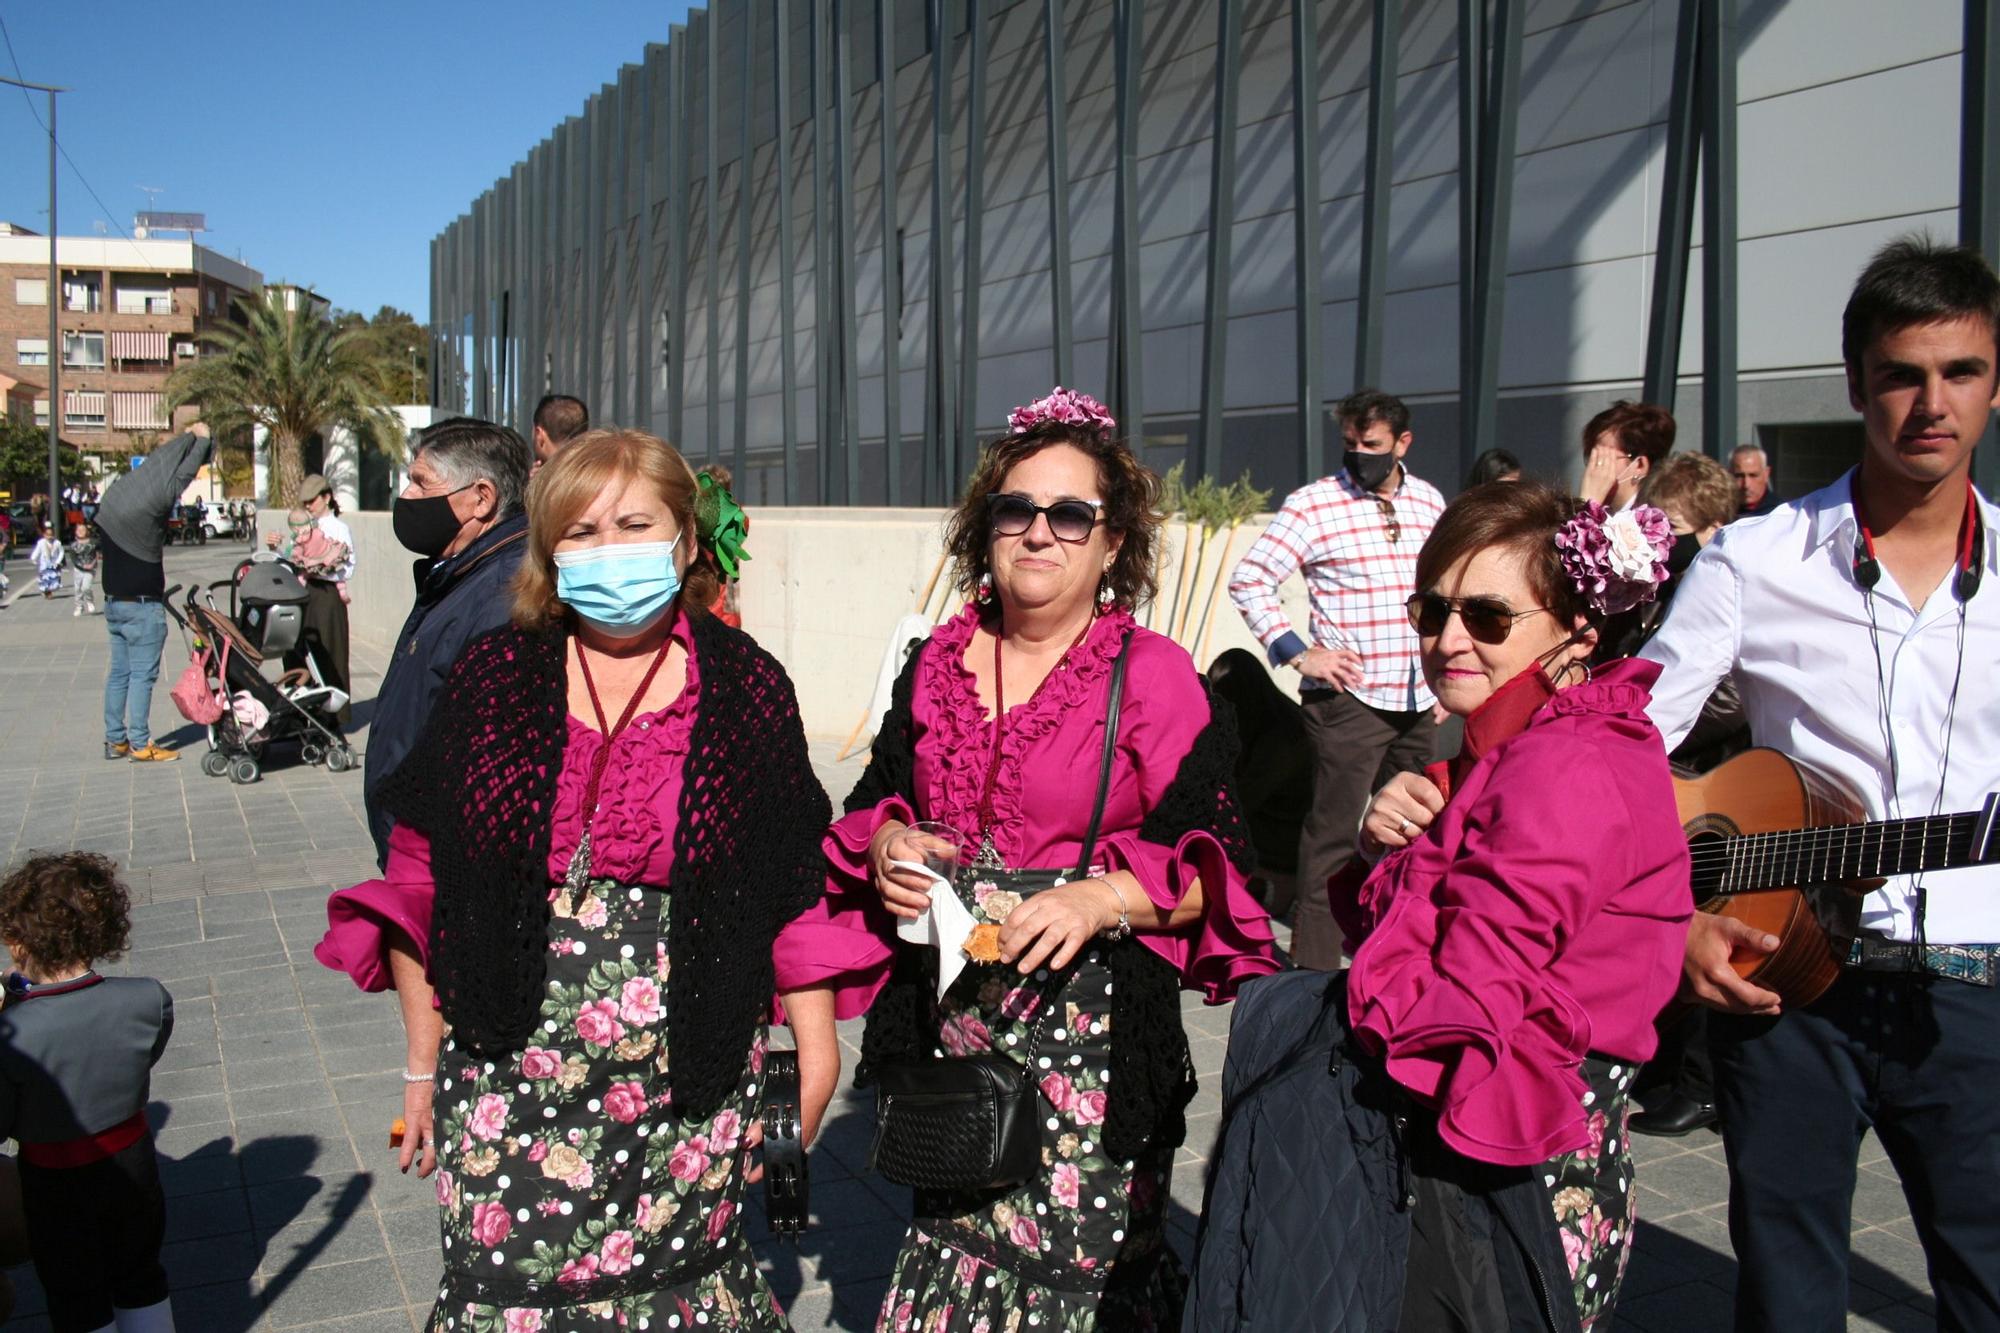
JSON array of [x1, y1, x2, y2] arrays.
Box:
[[1228, 467, 1447, 711]]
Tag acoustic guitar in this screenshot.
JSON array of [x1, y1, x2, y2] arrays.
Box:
[[1672, 749, 2000, 1005]]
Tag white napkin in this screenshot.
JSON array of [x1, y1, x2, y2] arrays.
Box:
[[889, 860, 980, 999]]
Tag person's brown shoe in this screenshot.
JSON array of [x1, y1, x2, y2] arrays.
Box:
[[104, 741, 130, 760], [128, 744, 179, 763]]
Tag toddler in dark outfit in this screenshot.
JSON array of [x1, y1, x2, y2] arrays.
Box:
[[0, 852, 174, 1333]]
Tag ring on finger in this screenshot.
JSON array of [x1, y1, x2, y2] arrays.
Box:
[[1397, 818, 1416, 836]]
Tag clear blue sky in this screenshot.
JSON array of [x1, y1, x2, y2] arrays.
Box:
[[0, 1, 695, 322]]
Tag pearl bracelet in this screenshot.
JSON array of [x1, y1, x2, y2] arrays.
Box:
[[400, 1070, 433, 1085]]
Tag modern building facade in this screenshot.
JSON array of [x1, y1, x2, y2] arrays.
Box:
[[430, 0, 2000, 505], [0, 226, 264, 455]]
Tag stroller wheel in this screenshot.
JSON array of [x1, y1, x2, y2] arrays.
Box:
[[301, 742, 326, 767], [200, 751, 230, 777], [228, 756, 260, 785], [326, 746, 354, 773]]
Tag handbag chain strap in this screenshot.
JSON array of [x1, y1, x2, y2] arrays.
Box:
[[1011, 626, 1136, 1085]]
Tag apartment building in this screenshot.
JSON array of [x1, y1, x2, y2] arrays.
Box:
[[0, 225, 263, 454]]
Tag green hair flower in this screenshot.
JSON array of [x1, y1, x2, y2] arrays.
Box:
[[694, 473, 751, 579]]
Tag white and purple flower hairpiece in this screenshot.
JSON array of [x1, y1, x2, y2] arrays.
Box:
[[1007, 386, 1117, 441], [1555, 501, 1675, 616]]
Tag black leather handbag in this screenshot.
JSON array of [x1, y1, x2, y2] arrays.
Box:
[[867, 630, 1133, 1193]]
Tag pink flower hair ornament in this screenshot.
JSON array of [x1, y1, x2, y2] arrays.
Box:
[[1007, 386, 1117, 441], [1555, 501, 1675, 616]]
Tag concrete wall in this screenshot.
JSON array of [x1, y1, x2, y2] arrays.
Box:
[[301, 506, 1311, 740]]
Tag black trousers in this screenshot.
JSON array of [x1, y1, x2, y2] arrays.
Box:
[[1712, 968, 2000, 1331], [20, 1135, 170, 1332], [284, 579, 351, 726], [1291, 691, 1432, 970]]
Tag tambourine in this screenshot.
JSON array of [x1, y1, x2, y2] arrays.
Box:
[[762, 1049, 809, 1237]]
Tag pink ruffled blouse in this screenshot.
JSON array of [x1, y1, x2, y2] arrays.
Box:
[[318, 614, 814, 994], [791, 604, 1279, 1018], [1343, 658, 1692, 1167]]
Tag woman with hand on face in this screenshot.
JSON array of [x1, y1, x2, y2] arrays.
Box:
[[316, 430, 836, 1332], [799, 390, 1277, 1331], [1345, 481, 1691, 1330]]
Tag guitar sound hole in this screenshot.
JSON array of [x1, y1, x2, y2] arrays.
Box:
[[1687, 830, 1730, 900]]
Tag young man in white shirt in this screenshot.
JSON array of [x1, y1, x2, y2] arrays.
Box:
[[1641, 237, 2000, 1331]]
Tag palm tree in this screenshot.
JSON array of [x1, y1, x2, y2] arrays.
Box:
[[165, 293, 404, 505]]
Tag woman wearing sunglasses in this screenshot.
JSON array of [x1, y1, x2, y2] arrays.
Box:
[[795, 388, 1278, 1331], [1337, 481, 1693, 1329]]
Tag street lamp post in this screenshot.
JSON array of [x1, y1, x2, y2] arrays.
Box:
[[0, 75, 67, 515]]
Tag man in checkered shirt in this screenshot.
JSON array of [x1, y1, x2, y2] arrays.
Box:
[[1228, 388, 1447, 968]]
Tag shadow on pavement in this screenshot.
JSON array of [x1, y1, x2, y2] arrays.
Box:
[[4, 1107, 374, 1333]]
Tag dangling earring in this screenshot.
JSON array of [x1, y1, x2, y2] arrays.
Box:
[[976, 572, 995, 606], [1097, 573, 1115, 613]]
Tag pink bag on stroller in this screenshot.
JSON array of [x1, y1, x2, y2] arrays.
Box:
[[171, 639, 230, 725]]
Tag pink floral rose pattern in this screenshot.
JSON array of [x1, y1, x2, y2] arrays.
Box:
[[875, 929, 1184, 1332], [427, 876, 786, 1332], [1543, 1057, 1639, 1330]]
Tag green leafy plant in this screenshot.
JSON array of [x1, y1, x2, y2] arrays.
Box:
[[166, 293, 405, 505]]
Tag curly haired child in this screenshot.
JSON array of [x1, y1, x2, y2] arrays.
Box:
[[0, 852, 175, 1333]]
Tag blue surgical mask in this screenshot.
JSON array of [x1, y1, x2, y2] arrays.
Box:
[[552, 539, 682, 637]]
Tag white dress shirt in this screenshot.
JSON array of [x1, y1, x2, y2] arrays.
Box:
[[1641, 470, 2000, 944]]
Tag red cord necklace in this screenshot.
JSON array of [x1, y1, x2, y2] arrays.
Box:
[[564, 629, 678, 893], [970, 613, 1095, 870]]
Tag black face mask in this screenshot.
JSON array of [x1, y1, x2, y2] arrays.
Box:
[[393, 487, 472, 558], [1344, 448, 1399, 493], [1666, 531, 1702, 577]]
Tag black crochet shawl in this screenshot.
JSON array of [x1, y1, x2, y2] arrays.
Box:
[[377, 612, 831, 1122], [851, 636, 1256, 1163]]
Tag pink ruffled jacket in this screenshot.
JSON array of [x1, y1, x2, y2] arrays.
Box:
[[1344, 658, 1691, 1166], [795, 605, 1279, 1015]]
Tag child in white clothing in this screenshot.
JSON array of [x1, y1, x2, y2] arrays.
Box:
[[67, 523, 98, 616]]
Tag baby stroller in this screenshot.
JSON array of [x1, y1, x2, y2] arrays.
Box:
[[164, 558, 356, 783]]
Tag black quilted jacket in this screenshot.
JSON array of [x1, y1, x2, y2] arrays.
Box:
[[1183, 969, 1583, 1333]]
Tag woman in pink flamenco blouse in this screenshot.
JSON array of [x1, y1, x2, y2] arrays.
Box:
[[791, 391, 1278, 1332], [1348, 480, 1693, 1330], [316, 431, 836, 1333]]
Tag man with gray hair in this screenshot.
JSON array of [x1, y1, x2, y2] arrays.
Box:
[[364, 416, 533, 862], [1731, 443, 1781, 517]]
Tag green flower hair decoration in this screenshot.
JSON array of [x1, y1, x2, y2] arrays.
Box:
[[694, 473, 751, 579]]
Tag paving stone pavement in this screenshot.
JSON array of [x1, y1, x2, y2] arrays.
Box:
[[0, 542, 1937, 1330]]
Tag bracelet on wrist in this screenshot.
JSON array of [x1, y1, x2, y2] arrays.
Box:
[[1101, 880, 1133, 941], [401, 1069, 433, 1085]]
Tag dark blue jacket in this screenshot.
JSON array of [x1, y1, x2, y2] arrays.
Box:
[[1184, 970, 1580, 1333], [364, 513, 529, 864]]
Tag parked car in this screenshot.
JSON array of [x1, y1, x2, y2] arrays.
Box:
[[5, 502, 39, 553], [195, 499, 232, 540]]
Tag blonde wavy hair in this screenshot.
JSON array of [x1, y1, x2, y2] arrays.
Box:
[[511, 429, 718, 631]]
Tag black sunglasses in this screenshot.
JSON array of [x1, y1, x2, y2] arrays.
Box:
[[987, 493, 1104, 544], [1406, 592, 1550, 644]]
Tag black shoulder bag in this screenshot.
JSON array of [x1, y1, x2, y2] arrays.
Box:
[[867, 629, 1134, 1192]]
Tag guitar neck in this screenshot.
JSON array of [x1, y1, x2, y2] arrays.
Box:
[[1695, 803, 2000, 898]]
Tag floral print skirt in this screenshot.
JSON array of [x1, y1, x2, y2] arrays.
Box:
[[1544, 1055, 1638, 1331], [877, 944, 1185, 1332], [426, 876, 787, 1333]]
